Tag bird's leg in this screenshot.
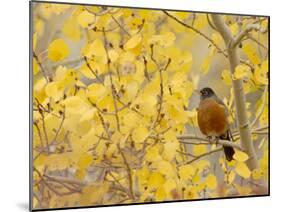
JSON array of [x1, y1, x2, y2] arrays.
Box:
[[214, 137, 220, 146], [206, 136, 212, 143]]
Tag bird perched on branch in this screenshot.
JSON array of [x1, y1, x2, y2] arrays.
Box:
[[197, 87, 235, 161]]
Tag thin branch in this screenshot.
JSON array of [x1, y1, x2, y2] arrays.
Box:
[[142, 56, 150, 81], [51, 110, 65, 143], [38, 106, 50, 154], [83, 56, 104, 84], [111, 15, 131, 37], [43, 174, 87, 187], [163, 11, 254, 70], [102, 28, 121, 131], [117, 144, 135, 200], [178, 148, 223, 166], [163, 11, 224, 56], [248, 35, 268, 50], [177, 134, 243, 150], [109, 73, 121, 131], [33, 121, 44, 148], [33, 51, 48, 82], [231, 24, 261, 48], [206, 14, 217, 31]]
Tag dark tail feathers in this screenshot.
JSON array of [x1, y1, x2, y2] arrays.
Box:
[[223, 146, 235, 161], [220, 130, 235, 161]]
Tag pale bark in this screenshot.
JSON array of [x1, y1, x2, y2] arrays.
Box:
[[211, 14, 258, 170]]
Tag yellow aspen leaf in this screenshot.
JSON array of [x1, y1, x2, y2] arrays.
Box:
[[179, 164, 195, 180], [230, 23, 239, 36], [163, 130, 178, 143], [45, 153, 70, 171], [212, 32, 223, 45], [87, 83, 108, 100], [79, 108, 97, 123], [33, 154, 47, 169], [77, 153, 93, 169], [35, 19, 44, 37], [126, 81, 139, 99], [75, 168, 86, 180], [122, 112, 138, 133], [162, 141, 179, 161], [77, 10, 96, 28], [76, 119, 91, 135], [33, 58, 39, 75], [205, 174, 217, 190], [157, 160, 175, 177], [193, 144, 207, 156], [225, 170, 236, 184], [44, 113, 62, 138], [63, 17, 81, 41], [137, 94, 157, 116], [48, 39, 69, 62], [235, 161, 251, 179], [195, 160, 210, 171], [62, 96, 83, 108], [132, 126, 149, 143], [192, 174, 201, 183], [45, 82, 64, 101], [80, 183, 110, 205], [235, 184, 252, 195], [124, 34, 142, 50], [254, 60, 268, 85], [149, 32, 176, 48], [200, 55, 212, 74], [79, 63, 96, 79], [221, 69, 232, 85], [163, 178, 177, 194], [252, 168, 263, 180], [184, 185, 198, 199], [233, 64, 250, 80], [147, 172, 165, 190], [86, 39, 107, 63], [108, 49, 119, 62], [242, 43, 261, 65], [226, 159, 236, 167], [155, 186, 167, 201], [136, 166, 150, 184], [166, 104, 189, 124], [54, 65, 68, 81], [145, 144, 162, 162], [233, 150, 249, 162], [105, 143, 117, 158]]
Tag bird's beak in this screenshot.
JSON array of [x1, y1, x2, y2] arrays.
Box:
[[194, 89, 200, 95]]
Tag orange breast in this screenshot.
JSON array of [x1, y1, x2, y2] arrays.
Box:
[[197, 99, 228, 136]]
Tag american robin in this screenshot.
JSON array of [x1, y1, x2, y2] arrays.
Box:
[[197, 87, 235, 161]]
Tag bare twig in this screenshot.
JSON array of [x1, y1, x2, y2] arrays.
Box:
[[111, 15, 131, 37], [83, 56, 104, 84], [231, 24, 262, 48], [178, 148, 223, 166], [163, 11, 254, 70], [117, 144, 135, 200], [33, 51, 48, 82]]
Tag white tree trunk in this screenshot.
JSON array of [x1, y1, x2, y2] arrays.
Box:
[[211, 14, 258, 170]]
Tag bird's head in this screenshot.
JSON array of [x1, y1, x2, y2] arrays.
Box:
[[199, 87, 216, 100]]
